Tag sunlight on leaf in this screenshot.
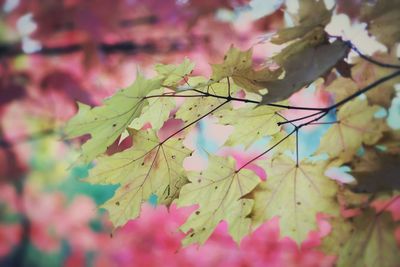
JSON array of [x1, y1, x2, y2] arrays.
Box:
[[177, 156, 260, 246], [85, 129, 191, 227], [155, 58, 195, 87], [317, 99, 381, 162], [130, 88, 176, 130], [251, 155, 339, 243], [64, 74, 162, 163], [216, 104, 283, 148]]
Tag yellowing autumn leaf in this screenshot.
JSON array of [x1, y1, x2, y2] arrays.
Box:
[[260, 40, 348, 104], [177, 156, 260, 246], [86, 129, 191, 227], [175, 78, 235, 124], [321, 209, 400, 267], [361, 0, 400, 48], [64, 74, 162, 163], [271, 0, 332, 44], [130, 88, 176, 130], [324, 77, 358, 102], [317, 99, 381, 162], [252, 155, 339, 243], [267, 130, 296, 155], [352, 53, 400, 107], [155, 58, 195, 86], [211, 46, 282, 92], [215, 104, 283, 148]]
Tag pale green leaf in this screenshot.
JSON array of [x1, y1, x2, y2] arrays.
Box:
[[130, 88, 176, 130], [64, 74, 162, 163], [317, 99, 380, 162], [86, 129, 191, 227], [252, 155, 339, 243], [155, 58, 195, 86], [216, 105, 283, 148], [177, 156, 260, 245], [175, 78, 235, 124]]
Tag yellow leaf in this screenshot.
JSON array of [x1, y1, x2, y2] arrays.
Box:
[[216, 104, 284, 148], [177, 156, 260, 245], [130, 88, 176, 130], [352, 53, 400, 107], [324, 77, 358, 102], [317, 99, 380, 162], [175, 78, 235, 124], [252, 155, 339, 243], [86, 129, 191, 227]]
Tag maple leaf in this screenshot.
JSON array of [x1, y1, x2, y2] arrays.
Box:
[[215, 104, 283, 148], [155, 58, 195, 87], [360, 0, 400, 48], [175, 77, 235, 124], [64, 74, 162, 163], [260, 40, 348, 104], [130, 88, 176, 130], [251, 155, 339, 243], [85, 129, 191, 227], [177, 156, 260, 246], [317, 99, 381, 162], [271, 0, 332, 44], [352, 53, 400, 107], [266, 130, 296, 155], [321, 209, 400, 267], [324, 77, 358, 102], [349, 148, 400, 194], [211, 46, 282, 93]]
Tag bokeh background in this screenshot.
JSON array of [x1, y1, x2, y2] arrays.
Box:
[[1, 0, 399, 266]]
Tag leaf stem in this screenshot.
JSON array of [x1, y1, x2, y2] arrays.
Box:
[[330, 70, 400, 110], [237, 129, 296, 172], [346, 42, 400, 69], [160, 100, 229, 144]]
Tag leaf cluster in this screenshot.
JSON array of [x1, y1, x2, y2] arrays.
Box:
[[64, 1, 400, 265]]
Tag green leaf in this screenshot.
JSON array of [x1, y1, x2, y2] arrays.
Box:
[[216, 104, 283, 148], [130, 88, 176, 130], [64, 74, 162, 163], [155, 58, 195, 86], [260, 40, 348, 104], [86, 129, 191, 227], [252, 155, 339, 243], [177, 156, 260, 246]]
